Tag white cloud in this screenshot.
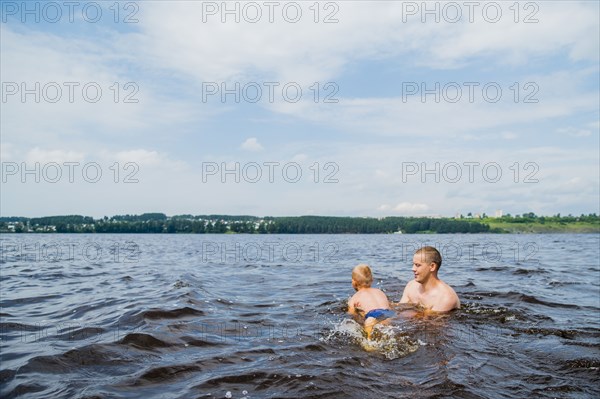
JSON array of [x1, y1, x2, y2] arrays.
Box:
[[241, 137, 264, 151], [558, 127, 592, 137], [25, 147, 85, 164], [421, 1, 599, 67], [0, 142, 17, 161], [501, 131, 518, 140], [375, 169, 389, 178], [260, 68, 599, 138], [291, 153, 308, 162], [107, 149, 188, 172], [113, 149, 161, 166], [127, 1, 598, 87], [378, 202, 429, 214], [1, 26, 214, 155]]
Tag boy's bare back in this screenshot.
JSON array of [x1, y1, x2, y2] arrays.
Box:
[[348, 287, 390, 317]]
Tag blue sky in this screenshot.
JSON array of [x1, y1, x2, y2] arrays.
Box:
[[1, 0, 599, 218]]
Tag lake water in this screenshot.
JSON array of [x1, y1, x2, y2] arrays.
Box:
[[1, 234, 599, 398]]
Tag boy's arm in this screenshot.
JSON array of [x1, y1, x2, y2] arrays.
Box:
[[348, 294, 366, 318], [347, 295, 356, 315]]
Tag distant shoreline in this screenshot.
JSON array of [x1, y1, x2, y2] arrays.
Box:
[[480, 219, 599, 234], [1, 213, 598, 234]]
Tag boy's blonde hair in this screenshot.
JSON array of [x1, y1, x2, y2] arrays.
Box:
[[352, 264, 373, 288]]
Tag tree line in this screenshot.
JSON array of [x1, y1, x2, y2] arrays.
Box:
[[1, 213, 597, 234], [1, 213, 489, 233]]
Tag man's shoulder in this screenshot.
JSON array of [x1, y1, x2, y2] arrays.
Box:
[[440, 280, 458, 296], [437, 280, 460, 309]]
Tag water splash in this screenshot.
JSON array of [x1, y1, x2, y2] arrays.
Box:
[[322, 319, 419, 360]]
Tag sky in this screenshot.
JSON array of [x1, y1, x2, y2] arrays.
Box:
[[1, 0, 599, 218]]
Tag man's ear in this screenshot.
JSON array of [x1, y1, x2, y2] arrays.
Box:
[[429, 262, 437, 272]]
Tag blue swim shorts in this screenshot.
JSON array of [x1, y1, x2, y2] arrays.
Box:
[[364, 309, 396, 321]]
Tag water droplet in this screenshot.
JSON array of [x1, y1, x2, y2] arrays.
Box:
[[225, 391, 232, 399]]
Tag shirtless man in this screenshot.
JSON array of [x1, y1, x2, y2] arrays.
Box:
[[399, 246, 460, 313]]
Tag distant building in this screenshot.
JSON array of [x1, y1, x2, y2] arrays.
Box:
[[495, 209, 503, 218]]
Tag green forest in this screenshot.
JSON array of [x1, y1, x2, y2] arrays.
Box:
[[0, 213, 598, 234]]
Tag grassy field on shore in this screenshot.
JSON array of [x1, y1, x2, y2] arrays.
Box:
[[482, 218, 600, 234]]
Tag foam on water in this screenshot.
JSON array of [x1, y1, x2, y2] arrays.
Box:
[[322, 319, 419, 360]]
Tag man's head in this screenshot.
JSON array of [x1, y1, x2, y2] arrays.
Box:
[[412, 246, 442, 283], [352, 264, 373, 290]]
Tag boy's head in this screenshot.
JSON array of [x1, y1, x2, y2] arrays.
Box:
[[352, 264, 373, 290]]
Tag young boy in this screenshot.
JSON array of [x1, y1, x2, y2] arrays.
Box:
[[348, 264, 395, 339]]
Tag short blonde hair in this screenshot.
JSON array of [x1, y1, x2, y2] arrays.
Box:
[[415, 246, 442, 270], [352, 264, 373, 288]]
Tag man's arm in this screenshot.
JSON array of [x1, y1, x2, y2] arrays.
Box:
[[399, 281, 412, 304]]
